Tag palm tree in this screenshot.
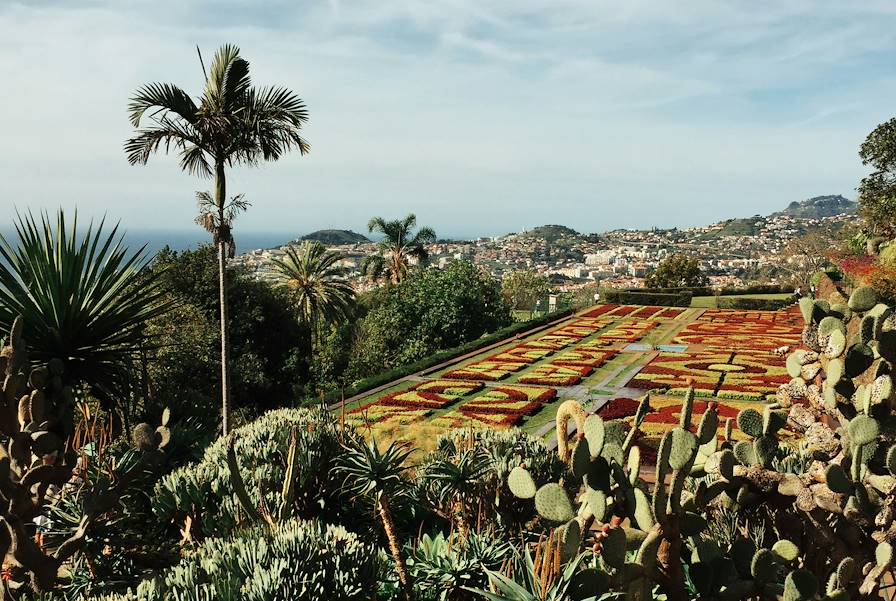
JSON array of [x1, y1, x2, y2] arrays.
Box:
[[337, 439, 415, 601], [0, 210, 173, 405], [271, 241, 355, 340], [362, 214, 436, 284], [125, 44, 310, 435]]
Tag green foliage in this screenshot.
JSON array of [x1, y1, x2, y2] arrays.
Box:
[[152, 407, 356, 540], [147, 245, 307, 422], [348, 261, 512, 379], [99, 520, 380, 601], [0, 210, 172, 403], [501, 270, 553, 312], [858, 117, 896, 237], [599, 289, 693, 307], [362, 214, 437, 284], [645, 254, 709, 289], [408, 531, 513, 601], [271, 241, 356, 330]]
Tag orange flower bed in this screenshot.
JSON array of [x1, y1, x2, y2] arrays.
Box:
[[487, 345, 554, 364], [552, 348, 615, 368]]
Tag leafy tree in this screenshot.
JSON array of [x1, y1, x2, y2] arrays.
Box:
[[271, 241, 355, 341], [501, 270, 552, 312], [858, 117, 896, 237], [0, 210, 172, 405], [779, 230, 834, 289], [362, 214, 436, 284], [125, 44, 310, 435], [146, 246, 307, 427], [645, 254, 708, 288], [348, 261, 511, 379]]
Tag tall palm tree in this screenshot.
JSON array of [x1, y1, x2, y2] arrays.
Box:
[[0, 210, 173, 405], [361, 214, 436, 284], [337, 439, 415, 601], [125, 44, 310, 435], [271, 241, 355, 340]]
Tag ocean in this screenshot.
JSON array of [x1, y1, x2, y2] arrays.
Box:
[[0, 226, 297, 258]]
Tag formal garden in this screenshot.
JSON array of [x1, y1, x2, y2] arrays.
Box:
[[1, 42, 896, 601]]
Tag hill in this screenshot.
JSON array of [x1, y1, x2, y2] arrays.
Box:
[[519, 224, 581, 243], [771, 195, 856, 219], [300, 229, 370, 245]]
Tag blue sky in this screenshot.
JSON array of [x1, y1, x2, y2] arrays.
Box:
[[1, 1, 894, 238]]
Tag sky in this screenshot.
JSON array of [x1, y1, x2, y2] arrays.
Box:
[[1, 1, 895, 239]]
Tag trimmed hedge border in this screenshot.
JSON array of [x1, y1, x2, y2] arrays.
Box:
[[715, 296, 796, 311], [610, 284, 794, 297], [323, 308, 576, 403], [599, 290, 693, 307]]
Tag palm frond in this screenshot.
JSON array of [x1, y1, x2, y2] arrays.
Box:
[[271, 242, 354, 328], [127, 82, 198, 127]]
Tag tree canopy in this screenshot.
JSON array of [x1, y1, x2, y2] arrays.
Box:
[[645, 255, 709, 288], [858, 117, 896, 237]]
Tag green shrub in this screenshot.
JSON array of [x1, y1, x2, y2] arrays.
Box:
[[716, 296, 795, 310], [408, 531, 513, 600], [324, 308, 575, 403], [152, 407, 359, 539], [599, 289, 693, 307], [94, 520, 381, 601]]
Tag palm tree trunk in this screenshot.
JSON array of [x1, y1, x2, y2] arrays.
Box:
[[377, 497, 413, 601], [215, 162, 232, 436]]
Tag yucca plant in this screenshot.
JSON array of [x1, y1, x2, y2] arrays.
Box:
[[0, 210, 172, 404]]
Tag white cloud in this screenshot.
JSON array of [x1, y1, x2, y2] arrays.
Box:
[[0, 0, 891, 237]]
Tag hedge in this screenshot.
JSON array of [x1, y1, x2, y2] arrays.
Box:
[[324, 307, 576, 403], [715, 296, 796, 310], [599, 290, 693, 307], [617, 284, 794, 296]]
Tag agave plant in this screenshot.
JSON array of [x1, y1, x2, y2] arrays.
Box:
[[0, 210, 173, 403]]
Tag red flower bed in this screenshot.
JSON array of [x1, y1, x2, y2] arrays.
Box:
[[597, 397, 641, 420], [581, 304, 619, 318], [632, 306, 662, 318], [657, 308, 684, 319], [458, 401, 542, 416], [379, 390, 456, 409], [608, 305, 637, 316], [841, 255, 877, 280]]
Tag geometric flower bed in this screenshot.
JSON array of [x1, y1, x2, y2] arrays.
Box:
[[628, 351, 731, 396], [517, 363, 592, 386], [443, 360, 528, 381], [345, 404, 432, 428], [598, 320, 658, 342], [631, 305, 663, 318], [629, 349, 789, 400], [552, 348, 615, 368], [377, 379, 484, 409], [655, 307, 685, 319], [596, 396, 791, 449], [581, 304, 619, 318], [429, 384, 557, 429], [487, 345, 554, 364], [551, 324, 600, 338], [524, 334, 581, 350], [716, 352, 789, 400], [607, 305, 638, 317], [672, 320, 801, 351]]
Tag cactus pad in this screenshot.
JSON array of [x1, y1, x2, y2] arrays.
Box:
[[848, 414, 879, 447], [736, 408, 763, 438], [849, 286, 878, 312], [507, 466, 537, 499], [534, 483, 574, 523], [733, 440, 756, 466], [783, 569, 818, 601], [583, 414, 605, 458], [825, 464, 851, 494], [669, 428, 698, 470], [601, 526, 626, 570], [772, 540, 800, 563], [584, 487, 607, 521]]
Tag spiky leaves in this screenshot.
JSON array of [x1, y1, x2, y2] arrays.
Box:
[[362, 214, 437, 284], [0, 211, 173, 403], [271, 241, 356, 336]]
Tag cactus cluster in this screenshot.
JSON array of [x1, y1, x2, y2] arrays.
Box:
[[0, 317, 167, 596], [507, 283, 896, 601]]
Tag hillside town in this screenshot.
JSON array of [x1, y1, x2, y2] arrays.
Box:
[[233, 197, 860, 292]]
